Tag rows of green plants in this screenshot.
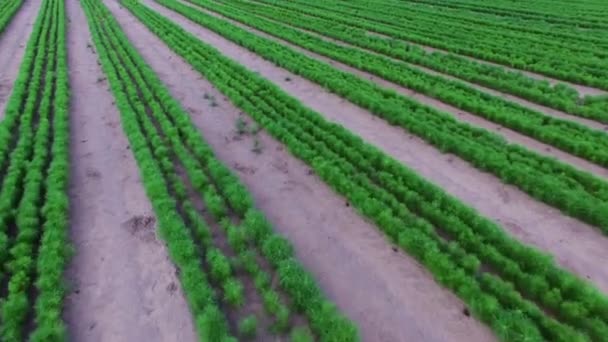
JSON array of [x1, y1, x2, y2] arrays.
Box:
[[120, 1, 608, 340], [344, 0, 608, 46], [269, 0, 608, 74], [402, 0, 608, 29], [342, 0, 608, 45], [0, 0, 71, 340], [313, 0, 607, 57], [158, 0, 608, 234], [410, 0, 608, 20], [223, 0, 606, 118], [199, 0, 608, 152], [0, 0, 24, 35], [81, 0, 357, 340], [248, 0, 608, 89]]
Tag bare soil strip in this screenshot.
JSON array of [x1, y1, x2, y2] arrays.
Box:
[[63, 1, 196, 341], [102, 0, 500, 341], [0, 0, 39, 119], [177, 0, 608, 180], [141, 0, 608, 295]]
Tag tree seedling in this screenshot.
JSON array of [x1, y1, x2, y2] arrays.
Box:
[[238, 315, 258, 339]]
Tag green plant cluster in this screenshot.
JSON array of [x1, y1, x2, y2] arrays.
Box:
[[0, 0, 24, 35], [0, 0, 71, 339], [160, 0, 608, 234], [219, 0, 608, 123], [193, 0, 608, 165], [248, 0, 608, 89], [81, 0, 358, 341], [121, 1, 608, 340]]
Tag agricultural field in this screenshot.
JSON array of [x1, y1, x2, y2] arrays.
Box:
[[0, 0, 607, 341]]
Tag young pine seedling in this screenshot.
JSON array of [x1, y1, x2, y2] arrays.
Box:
[[223, 278, 245, 307], [238, 315, 258, 339], [290, 327, 314, 342]]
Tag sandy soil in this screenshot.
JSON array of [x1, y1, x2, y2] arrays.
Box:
[[176, 0, 608, 181], [141, 0, 608, 296], [103, 1, 499, 341], [62, 0, 196, 341], [0, 0, 39, 119]]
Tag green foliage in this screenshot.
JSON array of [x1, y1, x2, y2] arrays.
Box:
[[207, 248, 232, 282], [223, 278, 245, 307], [122, 0, 608, 339], [290, 327, 314, 342], [238, 315, 258, 338], [172, 0, 608, 235]]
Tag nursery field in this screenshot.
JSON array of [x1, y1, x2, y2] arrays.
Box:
[[0, 0, 607, 341]]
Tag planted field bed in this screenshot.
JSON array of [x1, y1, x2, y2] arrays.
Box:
[[0, 0, 607, 341], [0, 0, 70, 340]]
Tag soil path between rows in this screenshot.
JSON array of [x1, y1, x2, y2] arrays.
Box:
[[178, 0, 608, 180], [105, 0, 498, 341], [63, 0, 196, 341], [0, 0, 39, 119], [146, 0, 608, 295]]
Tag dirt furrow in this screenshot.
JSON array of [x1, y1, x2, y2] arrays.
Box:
[[0, 0, 40, 119], [178, 0, 608, 180], [140, 0, 608, 296], [63, 1, 196, 341], [102, 1, 500, 341]]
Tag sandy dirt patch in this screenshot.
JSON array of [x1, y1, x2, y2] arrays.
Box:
[[62, 0, 196, 341]]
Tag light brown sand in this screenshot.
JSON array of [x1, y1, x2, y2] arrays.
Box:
[[102, 0, 499, 340], [145, 0, 608, 297], [63, 0, 196, 341], [0, 0, 39, 119]]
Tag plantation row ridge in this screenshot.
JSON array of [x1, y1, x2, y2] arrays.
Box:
[[0, 0, 606, 341]]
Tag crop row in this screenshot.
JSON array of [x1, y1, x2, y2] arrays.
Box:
[[237, 0, 608, 121], [80, 0, 357, 340], [402, 0, 608, 29], [332, 0, 608, 48], [158, 0, 608, 235], [249, 0, 608, 89], [345, 0, 608, 45], [224, 0, 608, 122], [195, 0, 608, 163], [122, 1, 608, 340], [0, 0, 23, 35], [0, 0, 70, 340]]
